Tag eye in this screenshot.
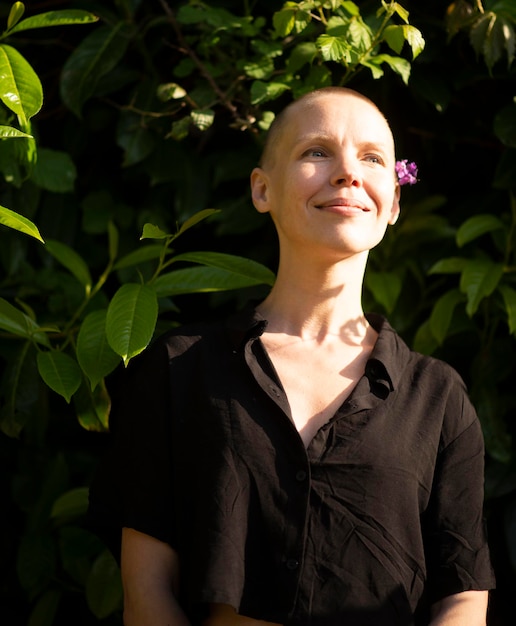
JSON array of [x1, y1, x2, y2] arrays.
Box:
[[364, 154, 384, 165], [303, 147, 327, 158]]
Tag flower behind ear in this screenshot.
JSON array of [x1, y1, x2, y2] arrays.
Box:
[[396, 160, 418, 185]]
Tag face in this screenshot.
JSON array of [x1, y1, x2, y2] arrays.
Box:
[[251, 91, 400, 263]]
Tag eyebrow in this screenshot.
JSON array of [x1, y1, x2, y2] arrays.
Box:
[[293, 133, 392, 153]]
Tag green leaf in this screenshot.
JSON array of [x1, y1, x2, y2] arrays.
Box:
[[403, 24, 425, 59], [8, 10, 98, 35], [243, 57, 274, 80], [499, 284, 516, 334], [0, 43, 43, 125], [369, 54, 411, 84], [459, 259, 504, 316], [365, 270, 402, 313], [7, 2, 25, 31], [154, 266, 272, 298], [250, 80, 290, 105], [0, 124, 32, 138], [412, 319, 439, 355], [45, 239, 92, 291], [286, 42, 318, 74], [157, 82, 186, 101], [317, 34, 352, 63], [50, 487, 89, 519], [140, 223, 169, 240], [273, 4, 301, 37], [384, 25, 405, 54], [176, 208, 220, 237], [17, 533, 56, 593], [494, 104, 516, 147], [191, 108, 215, 131], [172, 251, 276, 286], [470, 12, 514, 70], [429, 289, 464, 345], [36, 351, 82, 403], [73, 379, 111, 432], [86, 550, 123, 619], [60, 23, 132, 117], [456, 214, 505, 247], [76, 310, 120, 390], [0, 204, 44, 241], [27, 589, 61, 626], [0, 297, 49, 345], [108, 220, 119, 264], [106, 283, 158, 366], [114, 244, 164, 270], [117, 111, 155, 168], [341, 2, 360, 17], [30, 148, 77, 192], [428, 257, 468, 274]]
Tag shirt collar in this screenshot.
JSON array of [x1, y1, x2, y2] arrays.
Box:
[[226, 307, 410, 394]]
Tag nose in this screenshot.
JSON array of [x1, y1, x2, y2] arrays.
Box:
[[331, 155, 361, 187]]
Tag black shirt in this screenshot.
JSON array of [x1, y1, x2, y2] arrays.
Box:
[[88, 309, 495, 626]]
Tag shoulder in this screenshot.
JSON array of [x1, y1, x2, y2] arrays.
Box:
[[371, 314, 478, 438]]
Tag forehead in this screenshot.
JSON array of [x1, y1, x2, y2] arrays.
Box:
[[282, 93, 394, 150]]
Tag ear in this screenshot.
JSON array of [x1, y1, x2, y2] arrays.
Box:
[[250, 167, 271, 214], [388, 183, 401, 225]]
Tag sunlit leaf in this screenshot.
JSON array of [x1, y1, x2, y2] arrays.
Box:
[[250, 80, 290, 105], [317, 34, 352, 63], [0, 204, 44, 242], [8, 10, 98, 35], [106, 283, 158, 365], [7, 2, 25, 31], [0, 124, 31, 138], [140, 223, 169, 240], [0, 43, 42, 124]]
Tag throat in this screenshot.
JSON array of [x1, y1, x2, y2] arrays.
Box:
[[260, 327, 377, 447]]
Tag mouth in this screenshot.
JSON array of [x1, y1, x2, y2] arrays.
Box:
[[315, 198, 369, 212]]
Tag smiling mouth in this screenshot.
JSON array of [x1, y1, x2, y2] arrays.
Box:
[[315, 198, 369, 211]]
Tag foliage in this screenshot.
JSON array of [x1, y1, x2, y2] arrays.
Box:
[[0, 0, 515, 624]]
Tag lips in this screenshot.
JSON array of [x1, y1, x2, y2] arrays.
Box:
[[315, 197, 369, 211]]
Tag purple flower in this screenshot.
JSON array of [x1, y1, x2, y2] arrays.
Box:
[[395, 159, 418, 186]]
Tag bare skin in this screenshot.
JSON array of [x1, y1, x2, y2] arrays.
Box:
[[121, 88, 489, 626]]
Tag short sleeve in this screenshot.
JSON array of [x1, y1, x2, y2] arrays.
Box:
[[422, 391, 496, 602], [87, 337, 176, 562]]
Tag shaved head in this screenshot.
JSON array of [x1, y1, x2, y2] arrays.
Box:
[[259, 87, 392, 170]]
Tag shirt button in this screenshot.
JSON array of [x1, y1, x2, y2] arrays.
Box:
[[295, 470, 307, 482], [285, 558, 299, 571]]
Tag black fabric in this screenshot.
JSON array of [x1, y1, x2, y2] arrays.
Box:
[[88, 309, 495, 626]]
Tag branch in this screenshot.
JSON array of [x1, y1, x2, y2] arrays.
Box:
[[157, 0, 246, 126]]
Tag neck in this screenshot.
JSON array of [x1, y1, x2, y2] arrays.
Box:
[[257, 251, 370, 340]]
